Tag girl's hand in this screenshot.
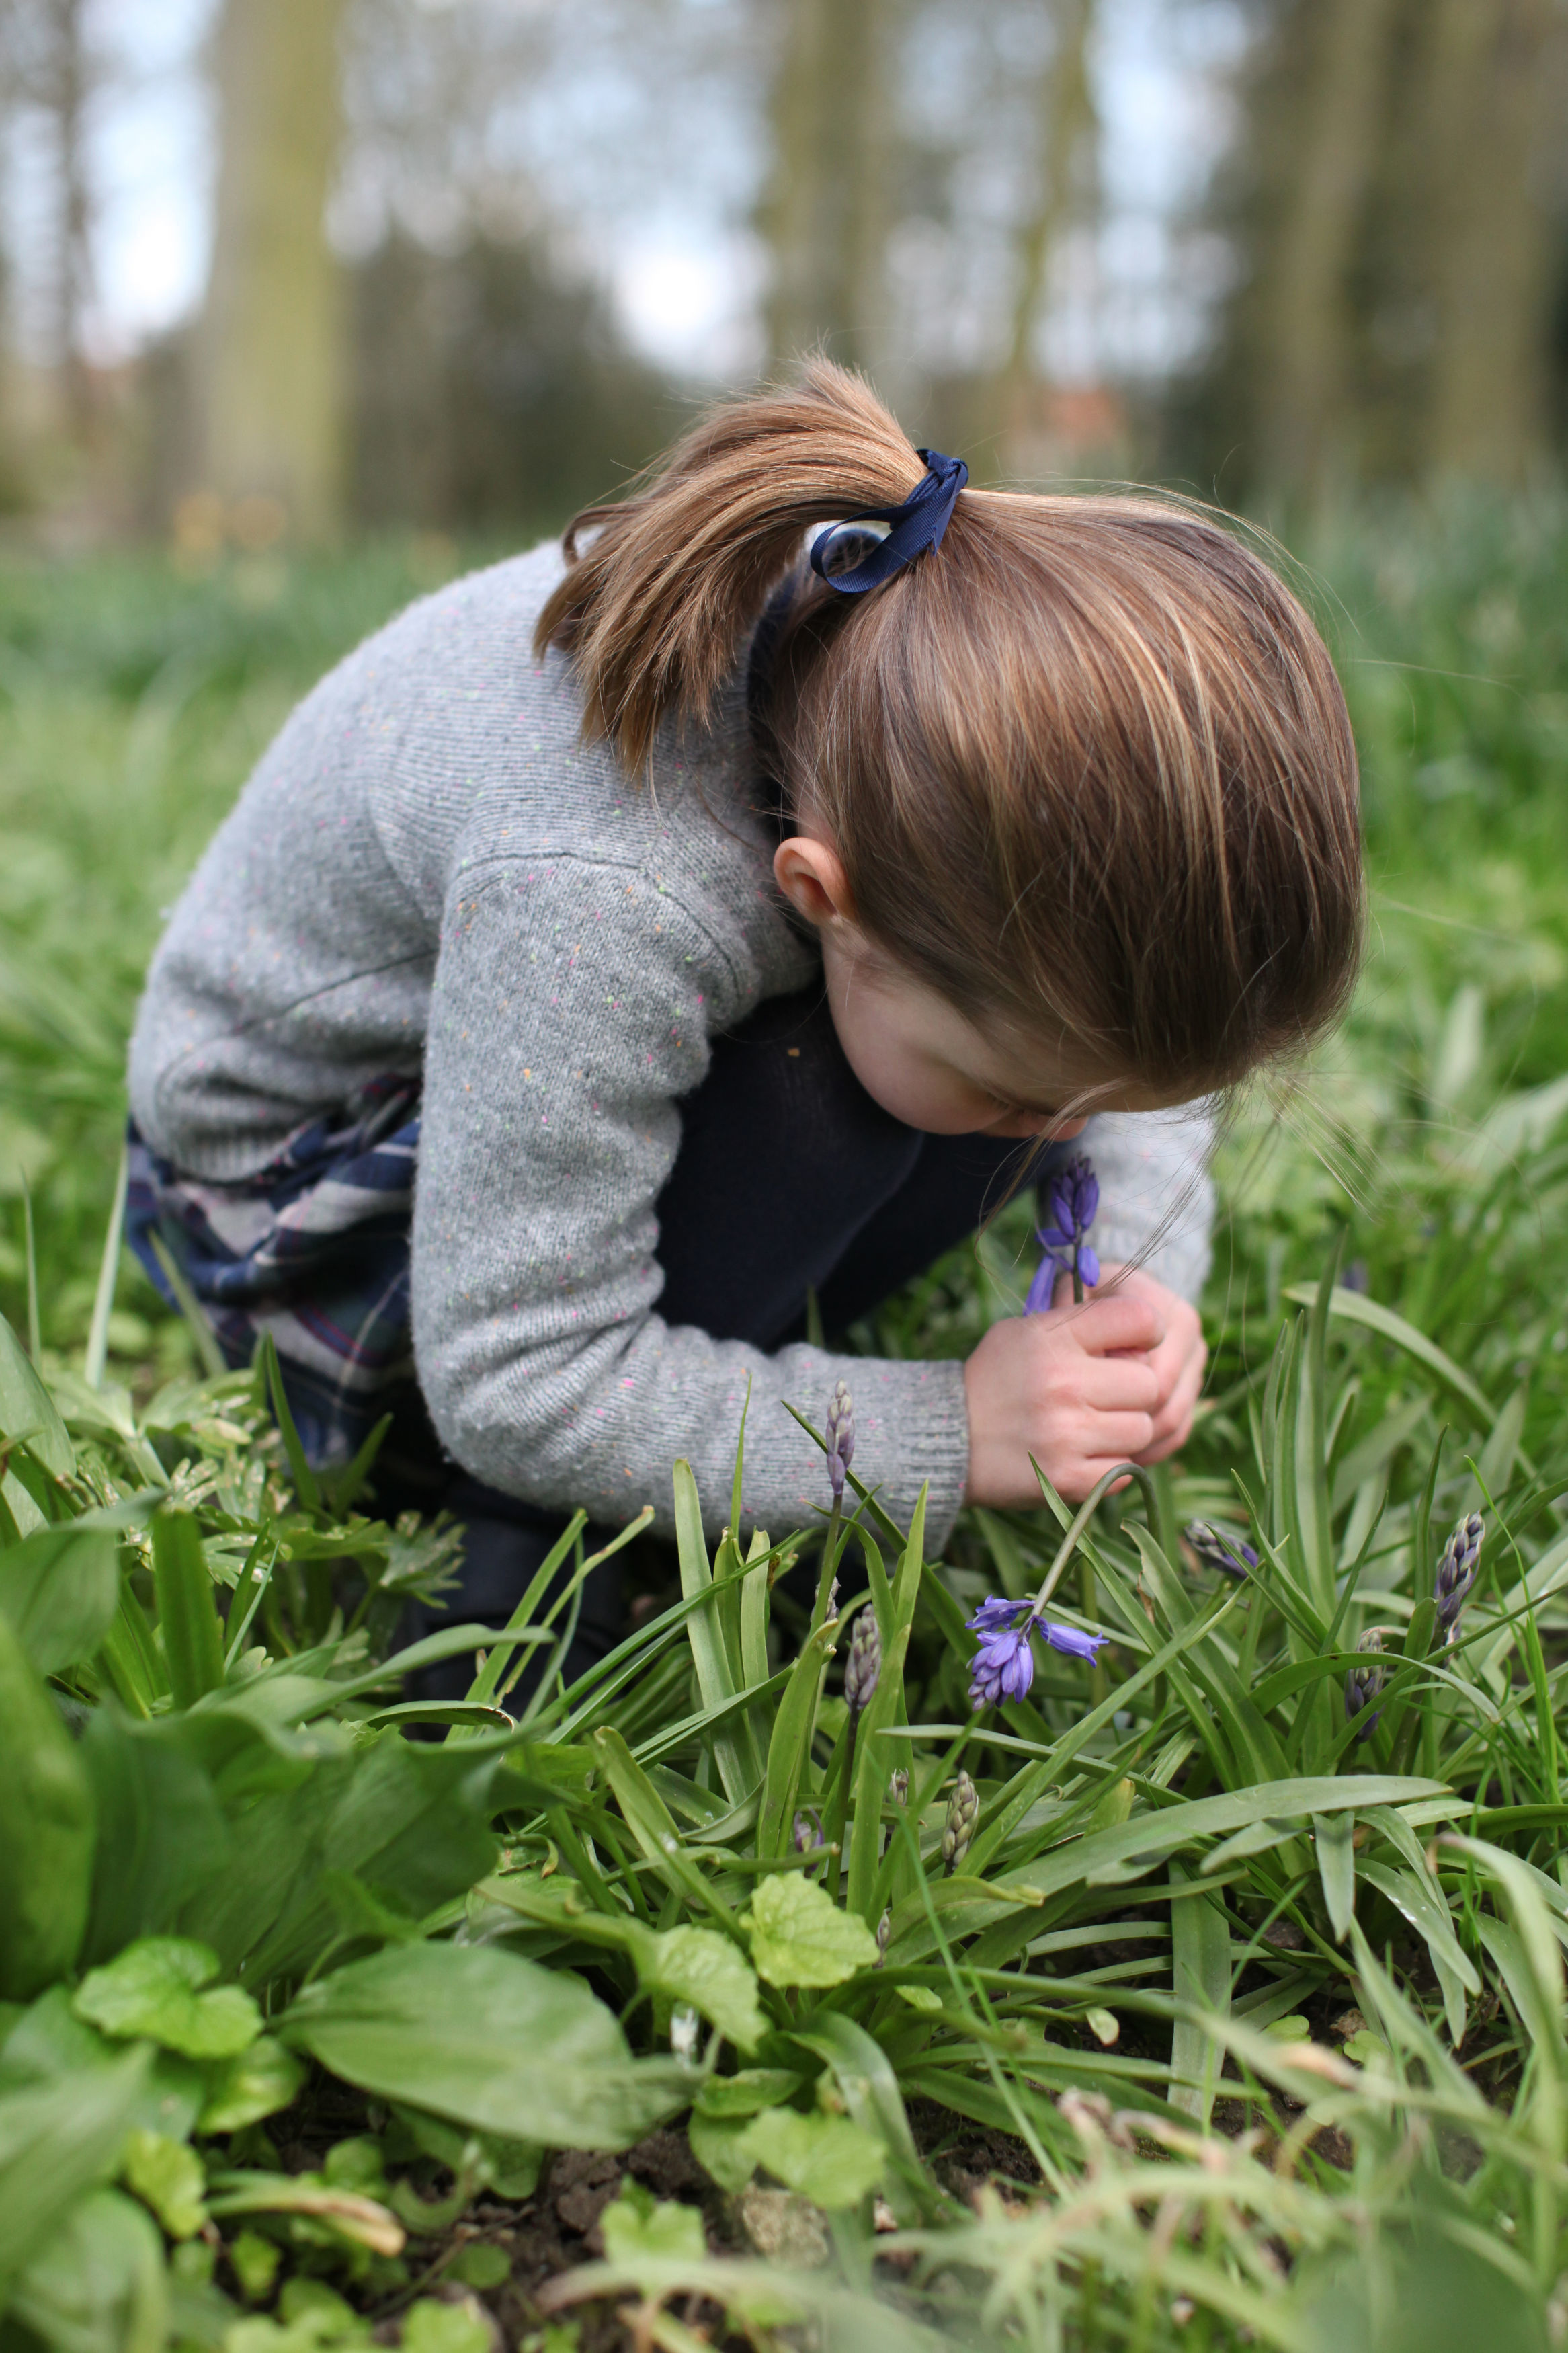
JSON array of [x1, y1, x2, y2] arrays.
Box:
[[1059, 1263, 1206, 1470], [962, 1273, 1206, 1509]]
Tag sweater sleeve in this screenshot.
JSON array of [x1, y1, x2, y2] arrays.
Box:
[[1078, 1101, 1218, 1305], [409, 857, 972, 1548]]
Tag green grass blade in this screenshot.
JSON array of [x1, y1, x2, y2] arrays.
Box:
[[83, 1146, 128, 1393], [151, 1509, 226, 1710]]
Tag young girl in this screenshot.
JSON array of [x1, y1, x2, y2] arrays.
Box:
[[126, 363, 1362, 1687]]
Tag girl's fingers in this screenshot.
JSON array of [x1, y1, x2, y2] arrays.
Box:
[[1078, 1356, 1164, 1414], [1072, 1295, 1165, 1356], [1075, 1410, 1157, 1460]]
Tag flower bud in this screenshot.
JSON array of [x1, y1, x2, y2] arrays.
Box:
[[1435, 1513, 1483, 1644], [826, 1380, 856, 1501], [843, 1607, 881, 1718], [941, 1769, 979, 1876]]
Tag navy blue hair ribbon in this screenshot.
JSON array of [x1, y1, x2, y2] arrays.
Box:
[[809, 447, 969, 595]]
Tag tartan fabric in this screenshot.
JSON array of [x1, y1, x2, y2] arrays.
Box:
[[126, 1076, 422, 1468]]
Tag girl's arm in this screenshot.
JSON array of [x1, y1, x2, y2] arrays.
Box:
[[409, 856, 973, 1546]]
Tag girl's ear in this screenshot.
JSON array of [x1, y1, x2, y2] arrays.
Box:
[[773, 834, 860, 930]]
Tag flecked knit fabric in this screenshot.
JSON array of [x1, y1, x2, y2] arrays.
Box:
[[128, 541, 1215, 1548]]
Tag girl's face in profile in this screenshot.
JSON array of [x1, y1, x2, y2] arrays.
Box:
[[773, 829, 1192, 1140]]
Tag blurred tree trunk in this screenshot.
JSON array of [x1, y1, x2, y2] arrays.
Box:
[[758, 0, 893, 374], [1252, 0, 1397, 498], [1417, 0, 1566, 483], [997, 0, 1096, 468], [0, 0, 97, 448], [198, 0, 347, 541]]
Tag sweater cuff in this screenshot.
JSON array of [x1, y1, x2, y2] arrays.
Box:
[[847, 1353, 971, 1554]]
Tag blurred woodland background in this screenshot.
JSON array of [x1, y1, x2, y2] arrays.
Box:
[[2, 0, 1566, 549]]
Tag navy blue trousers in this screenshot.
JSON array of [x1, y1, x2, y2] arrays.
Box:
[[389, 986, 1063, 1702]]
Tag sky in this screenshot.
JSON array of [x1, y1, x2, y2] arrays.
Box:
[[13, 0, 1245, 387]]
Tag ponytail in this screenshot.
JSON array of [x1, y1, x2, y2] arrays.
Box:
[[534, 361, 922, 770]]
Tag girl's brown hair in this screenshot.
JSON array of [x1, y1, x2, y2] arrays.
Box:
[[536, 360, 1362, 1096]]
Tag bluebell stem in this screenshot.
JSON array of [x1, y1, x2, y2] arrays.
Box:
[[1184, 1519, 1260, 1581], [964, 1593, 1110, 1712], [1435, 1512, 1484, 1645], [1028, 1152, 1101, 1308], [843, 1607, 881, 1720], [941, 1771, 979, 1875], [826, 1380, 856, 1503], [1344, 1626, 1391, 1741]]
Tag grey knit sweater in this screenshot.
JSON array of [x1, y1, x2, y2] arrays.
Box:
[[128, 543, 1214, 1547]]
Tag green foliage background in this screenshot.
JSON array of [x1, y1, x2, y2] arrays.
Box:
[[5, 508, 1568, 2352]]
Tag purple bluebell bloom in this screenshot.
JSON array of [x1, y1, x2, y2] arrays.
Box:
[[825, 1380, 855, 1503], [1344, 1626, 1390, 1741], [1026, 1152, 1100, 1308], [1184, 1520, 1260, 1581], [1434, 1512, 1483, 1646], [964, 1594, 1111, 1711]]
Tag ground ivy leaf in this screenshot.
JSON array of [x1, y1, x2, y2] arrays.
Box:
[[600, 2177, 707, 2266], [629, 1923, 767, 2053], [688, 2108, 759, 2193], [740, 1876, 880, 1988], [122, 2126, 207, 2239], [740, 2108, 886, 2209], [74, 1938, 263, 2061], [197, 2035, 306, 2135], [401, 2300, 491, 2353], [694, 2068, 803, 2119]]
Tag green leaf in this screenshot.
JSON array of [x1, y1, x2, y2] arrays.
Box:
[[0, 1308, 75, 1479], [0, 1524, 119, 1674], [77, 1714, 231, 1965], [740, 2108, 886, 2210], [757, 1613, 840, 1861], [1313, 1811, 1356, 1944], [1282, 1283, 1495, 1429], [8, 2186, 169, 2353], [628, 1923, 767, 2055], [402, 2301, 491, 2353], [196, 2036, 306, 2135], [74, 1938, 262, 2061], [741, 1872, 880, 1989], [693, 2068, 803, 2118], [0, 1605, 96, 1999], [122, 2126, 208, 2238], [1169, 1862, 1230, 2126], [0, 2046, 151, 2299], [1358, 1860, 1474, 2046], [672, 1458, 761, 1803], [688, 2106, 758, 2192], [280, 1942, 690, 2151], [599, 2176, 707, 2266], [151, 1511, 226, 1712]]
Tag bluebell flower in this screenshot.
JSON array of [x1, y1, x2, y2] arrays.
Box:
[[964, 1594, 1111, 1711], [1184, 1519, 1260, 1581], [1344, 1626, 1391, 1741], [1435, 1512, 1483, 1646], [1026, 1151, 1100, 1308], [826, 1380, 855, 1503]]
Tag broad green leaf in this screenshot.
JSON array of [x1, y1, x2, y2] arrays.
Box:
[[1313, 1811, 1356, 1944], [741, 1872, 880, 1988], [74, 1938, 262, 2062], [0, 1525, 118, 1673], [280, 1942, 690, 2151], [197, 2036, 306, 2135], [1169, 1862, 1229, 2125], [122, 2127, 207, 2238], [78, 1714, 231, 1966], [0, 1987, 206, 2144], [600, 2177, 706, 2266], [0, 1603, 96, 1999], [739, 2108, 886, 2210], [403, 2300, 491, 2353], [0, 2046, 151, 2297], [0, 1309, 74, 1480], [8, 2186, 169, 2353], [794, 2009, 930, 2223], [757, 1612, 839, 1861]]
